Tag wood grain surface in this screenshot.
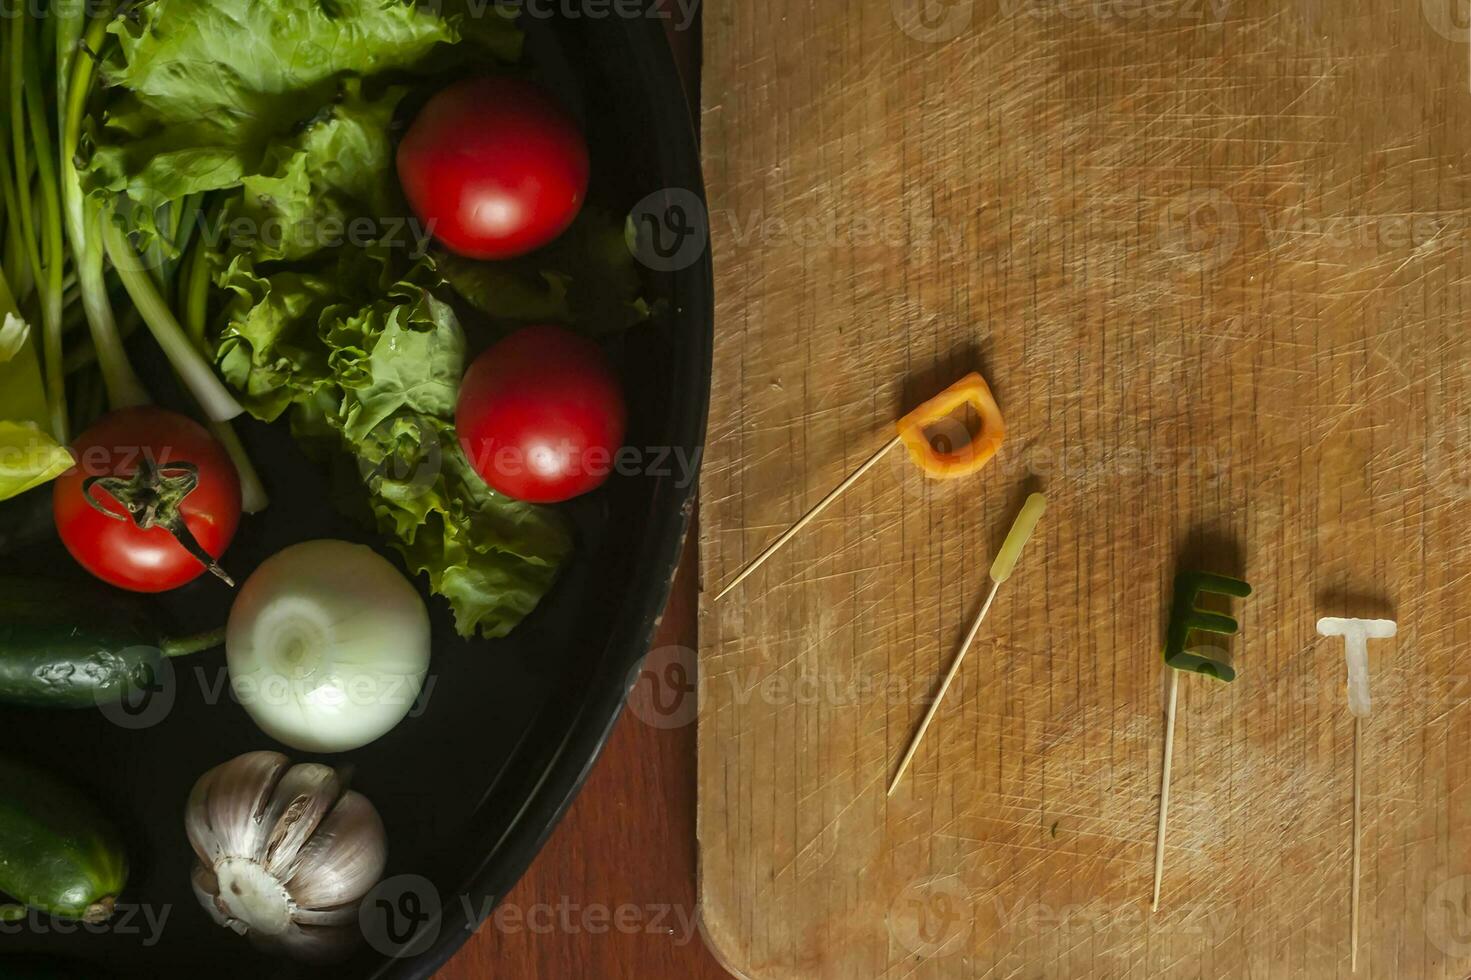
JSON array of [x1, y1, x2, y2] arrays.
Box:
[[697, 1, 1471, 978]]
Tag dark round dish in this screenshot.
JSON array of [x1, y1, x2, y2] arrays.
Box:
[[1, 9, 710, 979]]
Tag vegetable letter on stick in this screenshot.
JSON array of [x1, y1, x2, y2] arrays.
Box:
[[1317, 616, 1397, 972], [715, 371, 1006, 600], [1153, 570, 1251, 912]]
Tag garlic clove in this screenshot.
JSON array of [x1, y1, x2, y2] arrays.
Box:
[[214, 855, 295, 937], [256, 762, 341, 875], [283, 790, 387, 910], [185, 766, 224, 867], [190, 751, 290, 863], [292, 901, 360, 928], [253, 921, 361, 963], [190, 863, 232, 930]]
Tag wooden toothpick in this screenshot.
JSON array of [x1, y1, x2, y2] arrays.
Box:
[[887, 576, 1001, 797], [1151, 668, 1179, 912], [1352, 715, 1362, 972], [714, 435, 901, 601], [887, 493, 1046, 796]]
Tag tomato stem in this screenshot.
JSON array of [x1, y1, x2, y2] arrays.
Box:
[[81, 456, 236, 586]]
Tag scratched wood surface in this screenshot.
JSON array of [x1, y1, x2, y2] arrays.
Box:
[[697, 1, 1471, 978]]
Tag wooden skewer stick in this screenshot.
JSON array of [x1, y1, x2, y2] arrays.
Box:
[[714, 435, 902, 601], [1352, 715, 1362, 972], [1151, 668, 1180, 912], [887, 493, 1046, 796], [887, 578, 1001, 797]]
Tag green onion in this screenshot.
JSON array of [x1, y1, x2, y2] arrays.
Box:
[[101, 214, 244, 422], [59, 2, 148, 410]]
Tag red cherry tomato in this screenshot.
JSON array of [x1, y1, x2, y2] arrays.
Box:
[[397, 77, 590, 260], [53, 407, 242, 592], [456, 325, 626, 503]]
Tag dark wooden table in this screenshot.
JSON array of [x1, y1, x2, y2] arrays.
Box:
[[438, 19, 728, 980]]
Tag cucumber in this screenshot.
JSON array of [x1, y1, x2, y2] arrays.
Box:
[[0, 757, 128, 922], [0, 578, 223, 708]]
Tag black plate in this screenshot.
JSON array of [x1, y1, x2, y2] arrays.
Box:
[[2, 9, 710, 978]]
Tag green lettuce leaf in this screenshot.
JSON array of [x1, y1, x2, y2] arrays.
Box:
[[229, 80, 409, 263], [0, 422, 74, 502], [84, 0, 461, 239], [329, 282, 466, 444], [0, 314, 73, 501], [437, 210, 651, 335], [354, 416, 571, 637], [434, 0, 523, 61], [215, 258, 339, 421]]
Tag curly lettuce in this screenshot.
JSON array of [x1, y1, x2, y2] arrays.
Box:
[[84, 0, 461, 241], [436, 210, 652, 335], [80, 0, 585, 639], [217, 255, 572, 638]]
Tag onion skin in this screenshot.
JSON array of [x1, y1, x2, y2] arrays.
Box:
[[225, 539, 432, 753]]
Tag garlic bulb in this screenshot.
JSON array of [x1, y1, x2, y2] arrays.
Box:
[[186, 751, 388, 961]]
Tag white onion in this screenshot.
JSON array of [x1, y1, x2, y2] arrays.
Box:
[[227, 539, 431, 752]]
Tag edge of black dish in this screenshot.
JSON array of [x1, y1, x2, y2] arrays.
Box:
[[374, 13, 709, 980]]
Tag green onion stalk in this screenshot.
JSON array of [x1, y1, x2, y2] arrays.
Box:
[[23, 8, 68, 443], [65, 0, 242, 427], [96, 219, 244, 421], [175, 221, 266, 513], [56, 0, 147, 412], [51, 0, 267, 512], [4, 3, 66, 441]]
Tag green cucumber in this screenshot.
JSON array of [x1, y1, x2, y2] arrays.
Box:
[[0, 578, 222, 708], [0, 757, 128, 922]]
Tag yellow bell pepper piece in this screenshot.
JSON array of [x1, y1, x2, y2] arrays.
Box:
[[894, 371, 1006, 479]]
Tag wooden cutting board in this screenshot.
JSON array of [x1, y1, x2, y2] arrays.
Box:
[[696, 1, 1471, 978]]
